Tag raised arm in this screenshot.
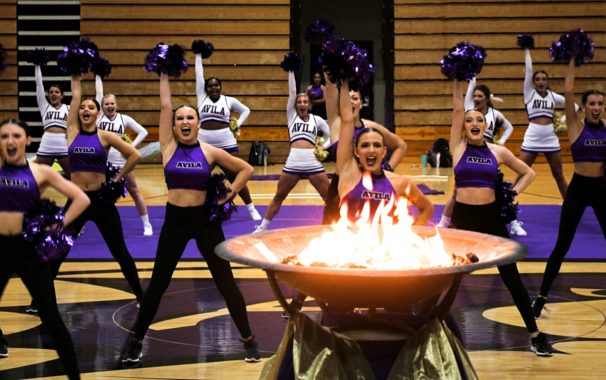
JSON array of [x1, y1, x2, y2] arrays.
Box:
[[286, 71, 297, 123], [495, 110, 513, 145], [227, 97, 250, 127], [123, 114, 148, 147], [450, 80, 465, 151], [363, 119, 407, 170], [66, 75, 81, 142], [323, 72, 340, 143], [523, 49, 534, 103], [564, 58, 583, 142], [34, 65, 49, 112], [195, 53, 207, 109], [336, 79, 355, 175], [159, 73, 175, 150], [95, 74, 104, 108], [464, 76, 476, 111]]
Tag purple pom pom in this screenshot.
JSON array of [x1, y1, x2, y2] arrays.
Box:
[[279, 52, 302, 72], [517, 34, 535, 49], [0, 43, 6, 72], [26, 48, 52, 66], [22, 200, 71, 262], [57, 37, 99, 75], [96, 163, 127, 204], [495, 171, 518, 223], [318, 37, 375, 90], [144, 43, 188, 77], [305, 18, 335, 45], [549, 29, 594, 66], [206, 173, 236, 223], [440, 42, 487, 81], [91, 57, 112, 78], [191, 39, 214, 59]]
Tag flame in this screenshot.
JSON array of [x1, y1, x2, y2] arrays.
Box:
[[292, 178, 456, 270]]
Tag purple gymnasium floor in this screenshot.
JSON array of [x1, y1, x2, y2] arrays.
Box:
[[69, 204, 604, 261]]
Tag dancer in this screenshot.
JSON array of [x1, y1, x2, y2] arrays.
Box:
[[34, 63, 71, 176], [95, 75, 153, 236], [0, 118, 90, 378], [515, 47, 578, 235], [121, 72, 260, 365], [50, 74, 144, 301], [337, 78, 432, 224], [195, 50, 261, 220], [322, 71, 407, 224], [253, 69, 331, 232], [449, 79, 552, 356], [532, 57, 606, 318], [305, 71, 327, 119], [437, 77, 514, 228]]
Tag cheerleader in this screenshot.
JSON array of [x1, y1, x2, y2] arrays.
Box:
[[520, 49, 577, 198], [305, 71, 327, 119], [532, 57, 606, 318], [121, 72, 259, 365], [449, 79, 552, 356], [253, 70, 331, 232], [50, 75, 144, 301], [437, 77, 514, 228], [95, 75, 153, 236], [195, 52, 261, 221], [0, 118, 90, 378], [322, 71, 407, 224], [33, 64, 71, 176]]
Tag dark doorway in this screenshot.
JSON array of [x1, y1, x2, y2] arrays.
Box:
[[291, 0, 394, 130]]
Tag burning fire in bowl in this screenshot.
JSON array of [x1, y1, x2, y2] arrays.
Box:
[[216, 224, 526, 310]]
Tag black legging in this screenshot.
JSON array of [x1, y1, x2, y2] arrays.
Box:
[[133, 203, 252, 341], [55, 191, 143, 299], [540, 173, 606, 297], [451, 201, 538, 334], [322, 173, 340, 225], [0, 235, 80, 379]]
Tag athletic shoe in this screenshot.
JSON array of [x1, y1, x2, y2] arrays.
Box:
[[25, 302, 39, 315], [0, 329, 8, 358], [241, 336, 261, 363], [532, 296, 546, 319], [121, 338, 143, 364], [252, 225, 266, 234], [248, 208, 262, 221], [143, 222, 153, 237], [510, 220, 527, 236], [437, 220, 449, 228], [530, 332, 553, 357]]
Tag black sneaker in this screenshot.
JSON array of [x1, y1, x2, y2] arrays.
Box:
[[121, 338, 143, 365], [241, 336, 261, 363], [0, 329, 8, 358], [530, 332, 553, 357], [532, 296, 546, 319], [25, 302, 39, 315]]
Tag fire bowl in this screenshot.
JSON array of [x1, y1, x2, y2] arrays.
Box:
[[216, 225, 526, 310]]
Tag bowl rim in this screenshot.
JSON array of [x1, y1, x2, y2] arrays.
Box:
[[215, 225, 527, 278]]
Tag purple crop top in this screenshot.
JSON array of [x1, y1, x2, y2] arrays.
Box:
[[68, 129, 107, 174], [164, 142, 211, 191], [454, 144, 498, 189], [0, 162, 41, 213], [570, 120, 606, 163], [340, 172, 396, 221], [308, 85, 324, 100]]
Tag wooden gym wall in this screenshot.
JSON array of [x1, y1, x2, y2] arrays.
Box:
[[2, 1, 605, 163]]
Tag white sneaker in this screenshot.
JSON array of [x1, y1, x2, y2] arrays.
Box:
[[437, 221, 449, 228], [510, 220, 527, 236], [143, 222, 153, 237], [248, 208, 262, 221], [253, 225, 266, 234]]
